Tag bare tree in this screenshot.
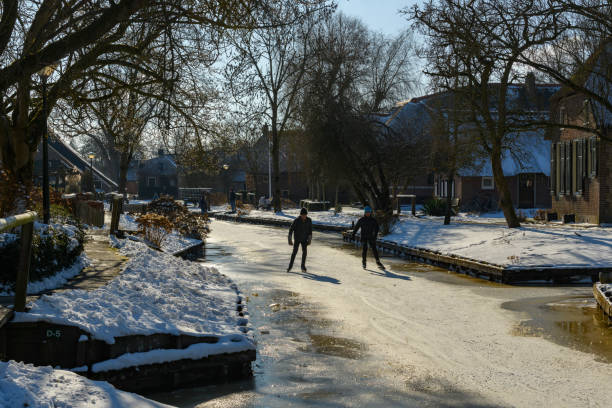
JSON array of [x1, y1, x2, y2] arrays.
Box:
[[409, 0, 562, 228], [299, 13, 420, 225], [225, 1, 333, 212], [0, 0, 284, 214]]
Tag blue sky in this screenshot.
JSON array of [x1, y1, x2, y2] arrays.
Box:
[[336, 0, 418, 36], [337, 0, 428, 95]]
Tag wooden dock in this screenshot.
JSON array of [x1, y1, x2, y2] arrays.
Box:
[[594, 284, 612, 319]]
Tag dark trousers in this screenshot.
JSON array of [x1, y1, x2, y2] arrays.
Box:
[[289, 241, 307, 269], [362, 238, 380, 263]]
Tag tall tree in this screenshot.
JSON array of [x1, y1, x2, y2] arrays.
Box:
[[225, 0, 333, 212], [299, 13, 420, 224], [409, 0, 562, 228], [0, 0, 279, 214]]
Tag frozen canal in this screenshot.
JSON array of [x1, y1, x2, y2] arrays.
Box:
[[147, 220, 612, 408]]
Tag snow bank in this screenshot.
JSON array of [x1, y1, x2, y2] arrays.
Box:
[[91, 334, 252, 373], [13, 239, 253, 347], [0, 360, 172, 408]]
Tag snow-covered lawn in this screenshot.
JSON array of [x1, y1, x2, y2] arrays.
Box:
[[383, 218, 612, 269], [14, 238, 253, 350], [0, 361, 171, 408], [218, 207, 362, 228]]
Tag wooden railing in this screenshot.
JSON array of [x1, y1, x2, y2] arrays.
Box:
[[0, 211, 37, 312]]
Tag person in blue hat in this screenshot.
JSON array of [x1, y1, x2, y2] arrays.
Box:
[[287, 207, 312, 272], [352, 206, 384, 269]]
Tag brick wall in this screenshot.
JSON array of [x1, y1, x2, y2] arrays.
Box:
[[600, 134, 612, 223], [550, 93, 602, 223]]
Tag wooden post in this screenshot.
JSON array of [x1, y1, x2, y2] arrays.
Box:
[[110, 195, 121, 235], [14, 221, 33, 312], [0, 211, 37, 313], [411, 196, 416, 216]]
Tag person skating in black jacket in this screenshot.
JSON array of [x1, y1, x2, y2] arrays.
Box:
[[352, 206, 384, 269], [287, 208, 312, 272]]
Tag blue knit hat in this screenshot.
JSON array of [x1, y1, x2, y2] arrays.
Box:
[[364, 206, 372, 213]]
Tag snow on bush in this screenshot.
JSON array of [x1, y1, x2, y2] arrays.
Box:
[[0, 222, 86, 291]]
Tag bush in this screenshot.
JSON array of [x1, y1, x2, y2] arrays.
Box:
[[136, 213, 173, 247], [374, 210, 397, 236], [423, 198, 451, 216], [145, 196, 209, 240], [0, 223, 86, 289], [334, 203, 343, 214], [534, 209, 547, 221]]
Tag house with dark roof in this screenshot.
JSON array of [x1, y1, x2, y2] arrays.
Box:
[[386, 80, 559, 211], [549, 40, 612, 224], [33, 135, 118, 192], [137, 149, 179, 199]]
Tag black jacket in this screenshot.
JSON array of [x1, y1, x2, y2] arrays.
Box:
[[352, 216, 379, 242], [289, 217, 312, 243]]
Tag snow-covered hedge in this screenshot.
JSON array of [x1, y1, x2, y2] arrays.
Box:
[[0, 222, 86, 289]]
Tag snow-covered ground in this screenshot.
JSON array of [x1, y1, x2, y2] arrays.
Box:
[[14, 238, 253, 350], [216, 207, 362, 228], [214, 208, 612, 269], [383, 217, 612, 269], [0, 361, 171, 408]]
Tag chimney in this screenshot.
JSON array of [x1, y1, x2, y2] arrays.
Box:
[[525, 72, 537, 105], [158, 148, 164, 156]]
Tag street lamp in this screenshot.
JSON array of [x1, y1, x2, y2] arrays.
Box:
[[263, 124, 271, 198], [38, 63, 57, 224], [88, 153, 95, 192]]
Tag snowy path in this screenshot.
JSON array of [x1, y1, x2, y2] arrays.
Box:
[[157, 220, 612, 408]]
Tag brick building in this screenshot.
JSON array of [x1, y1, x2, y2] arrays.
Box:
[[549, 41, 612, 224], [403, 81, 558, 211]]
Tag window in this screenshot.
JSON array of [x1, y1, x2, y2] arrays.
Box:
[[582, 100, 591, 126], [559, 106, 567, 127], [575, 139, 583, 195], [564, 141, 571, 195], [550, 143, 556, 196], [481, 177, 494, 190], [589, 136, 598, 178], [147, 177, 156, 187]]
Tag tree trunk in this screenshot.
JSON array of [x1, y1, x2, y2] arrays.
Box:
[[118, 151, 130, 205], [272, 123, 281, 213], [491, 146, 520, 228], [335, 184, 339, 207], [444, 171, 454, 225]]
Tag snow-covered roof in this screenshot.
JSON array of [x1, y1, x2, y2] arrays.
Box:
[[585, 42, 612, 128], [48, 137, 118, 190], [459, 131, 551, 177]]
